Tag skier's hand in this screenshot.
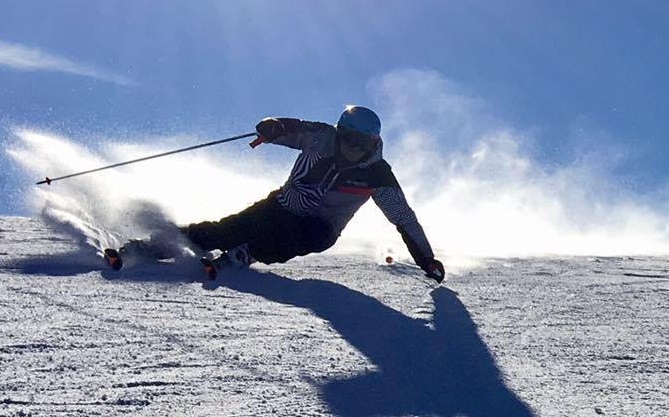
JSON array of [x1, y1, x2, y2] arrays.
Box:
[[255, 118, 286, 142], [422, 258, 445, 283]]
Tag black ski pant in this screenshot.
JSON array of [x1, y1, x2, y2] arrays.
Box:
[[181, 192, 338, 264]]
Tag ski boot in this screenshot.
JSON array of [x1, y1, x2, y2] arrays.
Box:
[[104, 248, 123, 271], [119, 238, 176, 260], [200, 244, 253, 280]]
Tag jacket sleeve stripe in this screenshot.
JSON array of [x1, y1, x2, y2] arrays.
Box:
[[373, 186, 434, 262]]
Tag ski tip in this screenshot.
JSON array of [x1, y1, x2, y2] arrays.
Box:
[[104, 248, 123, 271]]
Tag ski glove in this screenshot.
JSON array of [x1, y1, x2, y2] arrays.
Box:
[[422, 258, 445, 283], [255, 118, 286, 142]]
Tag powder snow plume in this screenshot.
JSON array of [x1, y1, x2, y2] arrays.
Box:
[[6, 129, 282, 253], [352, 68, 669, 257]]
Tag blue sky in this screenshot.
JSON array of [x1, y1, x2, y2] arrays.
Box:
[[1, 1, 668, 225]]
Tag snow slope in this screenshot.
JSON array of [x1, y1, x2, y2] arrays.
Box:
[[1, 216, 667, 416]]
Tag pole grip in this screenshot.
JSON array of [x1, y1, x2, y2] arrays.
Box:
[[249, 136, 266, 148]]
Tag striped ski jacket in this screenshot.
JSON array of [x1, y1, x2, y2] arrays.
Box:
[[269, 118, 435, 266]]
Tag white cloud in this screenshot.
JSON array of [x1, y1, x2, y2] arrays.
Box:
[[0, 39, 133, 86]]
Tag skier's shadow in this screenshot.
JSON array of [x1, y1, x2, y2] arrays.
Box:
[[217, 271, 535, 417]]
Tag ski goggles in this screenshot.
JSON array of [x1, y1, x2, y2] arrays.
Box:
[[337, 127, 380, 152]]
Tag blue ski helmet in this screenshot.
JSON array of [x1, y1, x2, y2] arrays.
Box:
[[336, 106, 381, 136]]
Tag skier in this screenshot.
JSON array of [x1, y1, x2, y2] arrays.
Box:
[[179, 105, 445, 282]]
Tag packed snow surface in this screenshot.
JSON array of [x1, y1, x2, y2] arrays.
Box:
[[1, 216, 668, 416]]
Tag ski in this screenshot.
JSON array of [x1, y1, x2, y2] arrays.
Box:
[[103, 248, 123, 271], [103, 241, 249, 279]]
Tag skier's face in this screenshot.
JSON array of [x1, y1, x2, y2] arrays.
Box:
[[340, 140, 368, 162], [337, 128, 378, 162]]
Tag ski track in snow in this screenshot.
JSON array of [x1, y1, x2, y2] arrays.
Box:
[[0, 217, 668, 416]]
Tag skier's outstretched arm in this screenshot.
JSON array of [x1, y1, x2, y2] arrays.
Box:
[[255, 118, 332, 151], [372, 173, 445, 283]]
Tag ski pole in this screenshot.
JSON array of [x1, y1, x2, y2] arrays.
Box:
[[37, 132, 258, 185]]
